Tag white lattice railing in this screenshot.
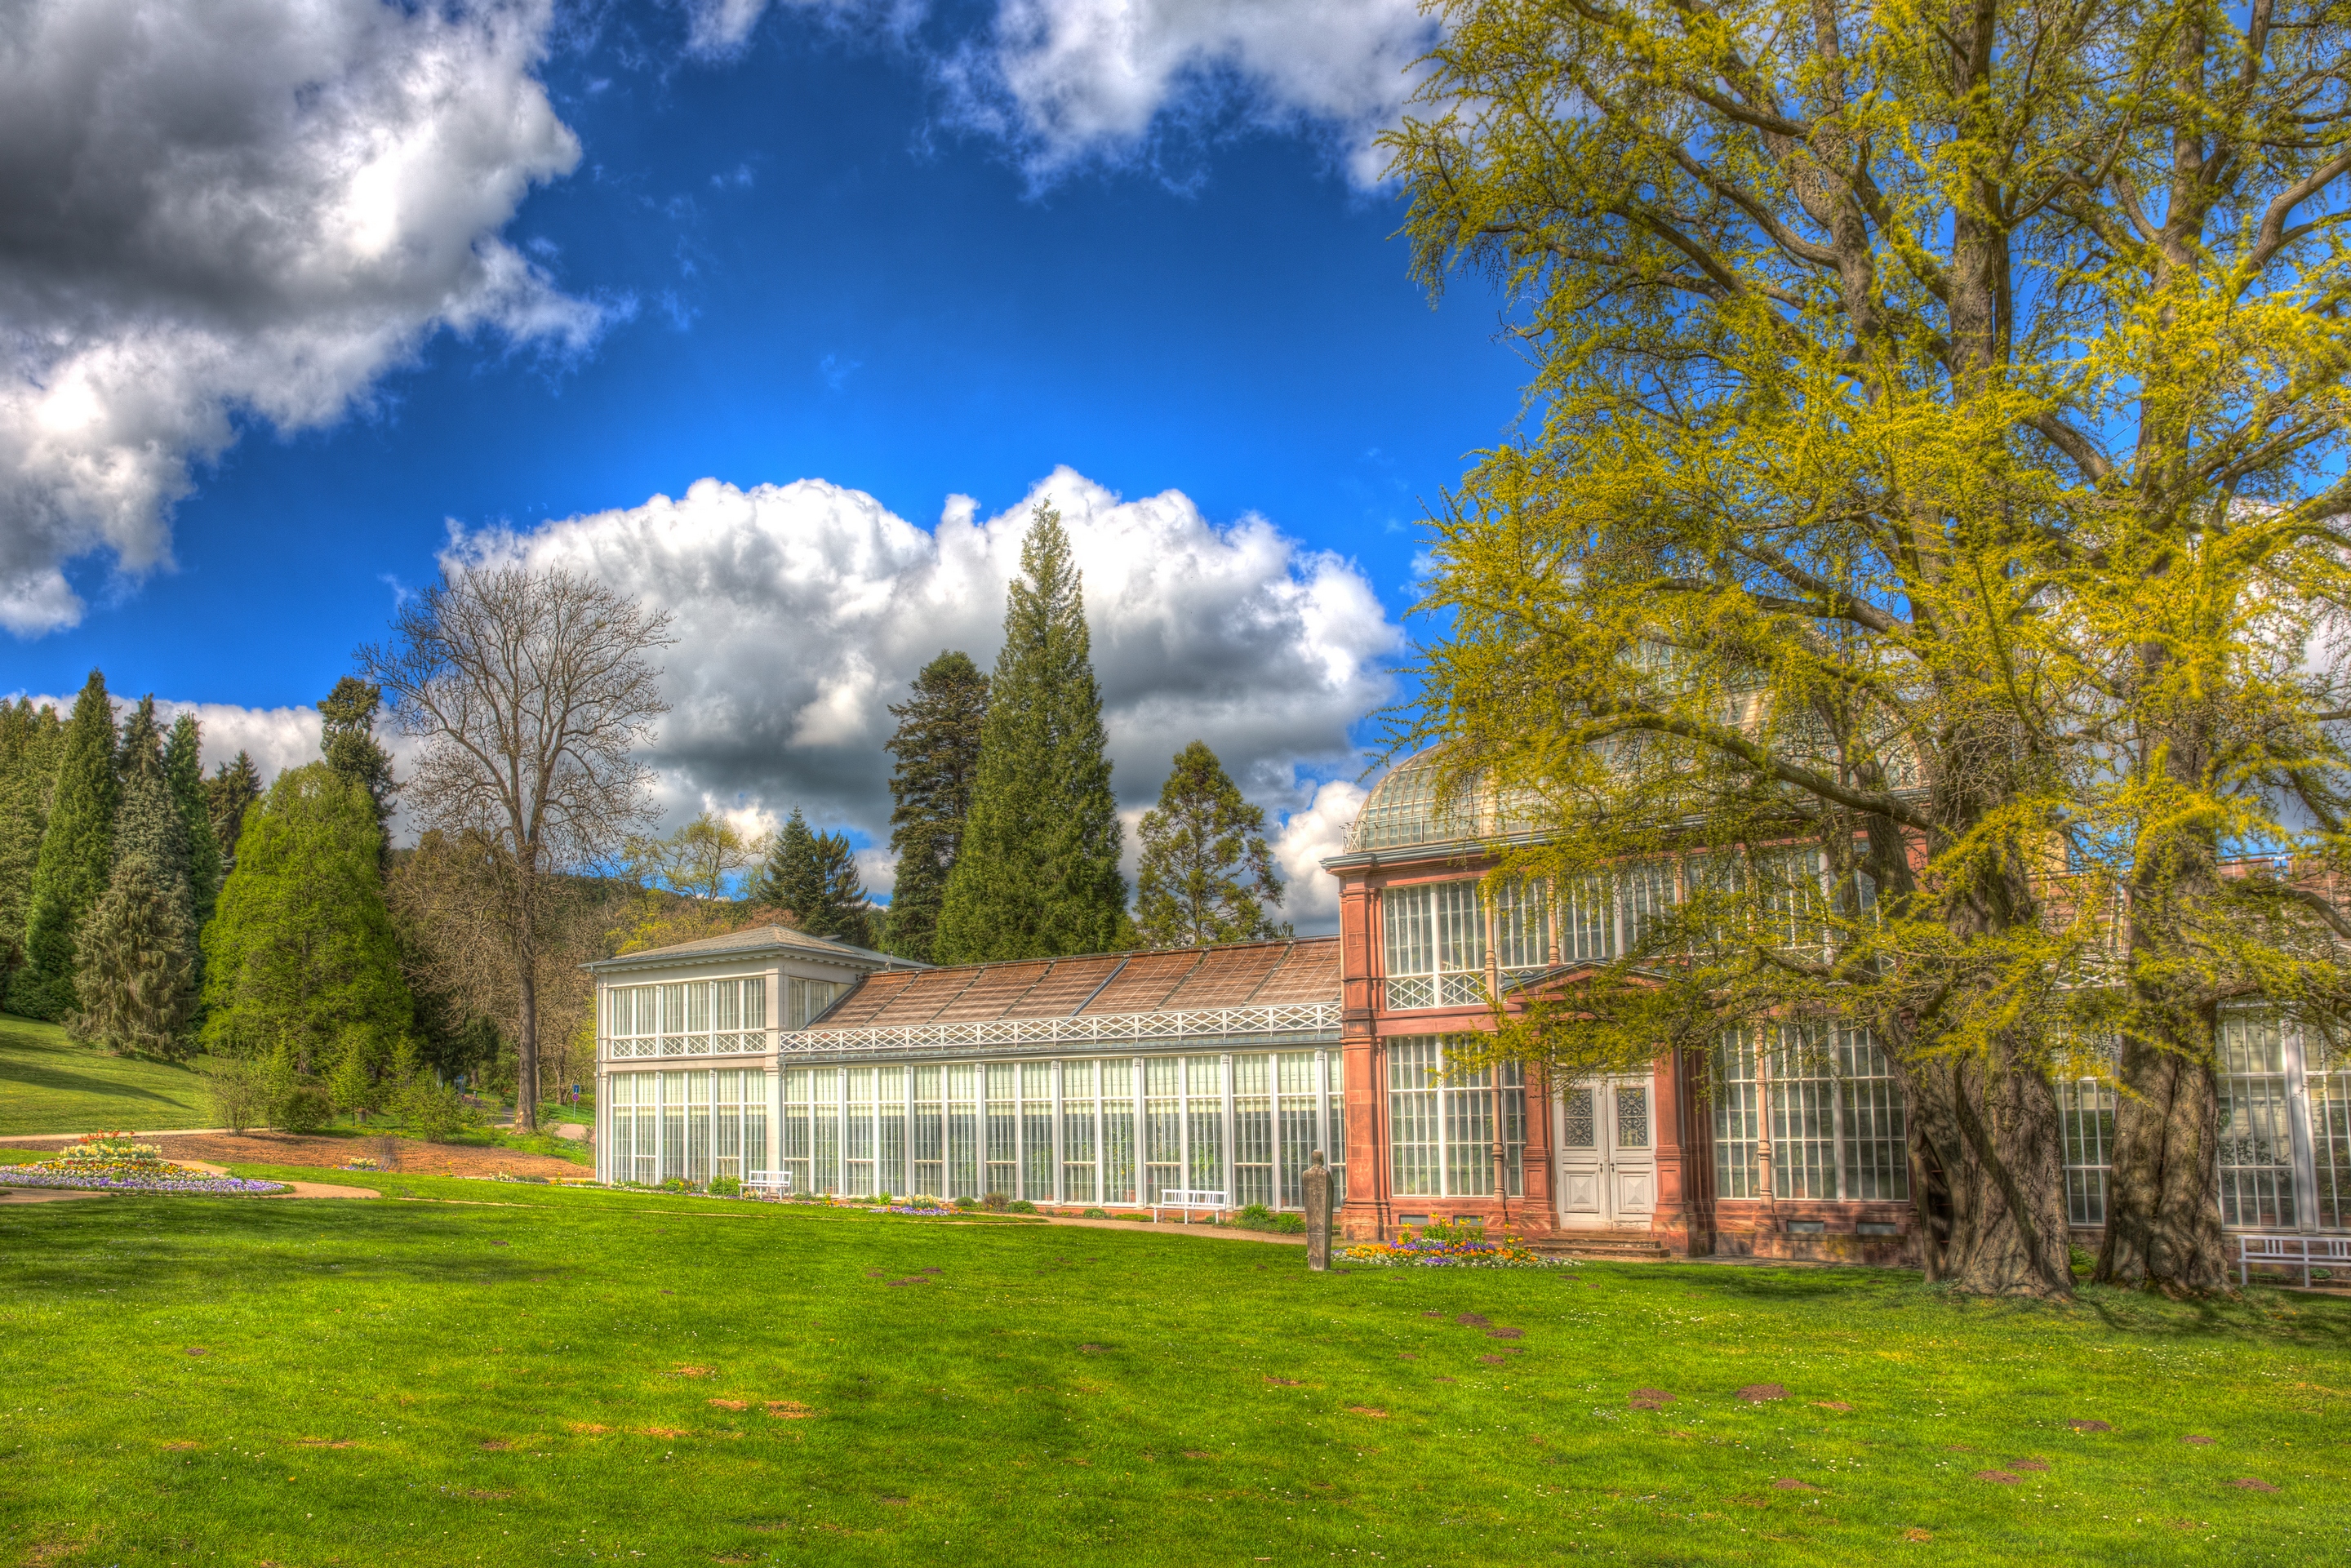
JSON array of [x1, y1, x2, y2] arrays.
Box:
[[781, 1002, 1341, 1055], [603, 1033, 771, 1061]]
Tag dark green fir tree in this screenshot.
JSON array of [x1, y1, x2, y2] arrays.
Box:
[[751, 808, 874, 948], [882, 651, 989, 962], [69, 851, 197, 1058], [1134, 742, 1290, 948], [206, 752, 264, 869], [162, 713, 224, 928], [933, 503, 1127, 962], [111, 700, 198, 939], [320, 676, 397, 858], [0, 698, 64, 980], [15, 673, 120, 1020]]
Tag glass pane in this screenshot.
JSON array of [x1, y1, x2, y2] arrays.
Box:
[[1562, 1086, 1595, 1149], [1712, 1031, 1760, 1199], [1433, 881, 1485, 977], [1382, 885, 1433, 979], [1386, 1037, 1442, 1197], [744, 1071, 767, 1181], [2308, 1029, 2351, 1229], [686, 1071, 711, 1184], [2219, 1011, 2295, 1228]]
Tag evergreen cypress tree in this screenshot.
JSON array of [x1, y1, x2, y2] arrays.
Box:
[[16, 673, 119, 1020], [750, 808, 874, 947], [320, 676, 397, 855], [0, 698, 64, 982], [934, 503, 1127, 962], [1133, 742, 1290, 948], [882, 651, 989, 962], [69, 852, 196, 1058], [162, 713, 224, 928], [206, 753, 263, 868], [201, 763, 413, 1076]]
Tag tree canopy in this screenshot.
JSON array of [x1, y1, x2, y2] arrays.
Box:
[[320, 676, 398, 857], [201, 764, 414, 1076], [360, 565, 670, 1128], [936, 504, 1128, 962], [16, 673, 119, 1021], [883, 650, 989, 962], [632, 811, 767, 903], [1388, 0, 2351, 1295], [752, 808, 873, 948], [1135, 742, 1289, 948]]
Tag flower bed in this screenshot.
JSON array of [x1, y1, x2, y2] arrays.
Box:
[[877, 1203, 954, 1216], [2, 1162, 288, 1196], [2, 1130, 289, 1195], [1339, 1235, 1571, 1269]]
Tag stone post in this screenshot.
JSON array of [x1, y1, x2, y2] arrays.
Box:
[[1304, 1149, 1334, 1272]]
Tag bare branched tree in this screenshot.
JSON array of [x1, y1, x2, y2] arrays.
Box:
[[361, 566, 673, 1129]]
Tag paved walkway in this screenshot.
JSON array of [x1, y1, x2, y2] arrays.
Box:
[[0, 1185, 113, 1205], [180, 1160, 378, 1199]]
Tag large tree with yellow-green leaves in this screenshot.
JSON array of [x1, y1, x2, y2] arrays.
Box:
[[1388, 0, 2351, 1295]]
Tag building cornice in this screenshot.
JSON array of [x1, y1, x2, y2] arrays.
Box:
[[785, 1001, 1342, 1058]]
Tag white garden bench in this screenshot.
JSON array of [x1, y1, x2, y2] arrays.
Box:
[[2238, 1232, 2351, 1288], [1155, 1188, 1227, 1224]]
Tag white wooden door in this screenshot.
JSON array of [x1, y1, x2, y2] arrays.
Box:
[[1555, 1077, 1657, 1227]]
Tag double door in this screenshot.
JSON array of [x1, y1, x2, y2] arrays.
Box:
[[1556, 1076, 1655, 1227]]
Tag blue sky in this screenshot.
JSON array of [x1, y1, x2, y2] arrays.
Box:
[[1, 0, 1522, 924]]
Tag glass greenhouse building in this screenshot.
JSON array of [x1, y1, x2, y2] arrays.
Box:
[[589, 753, 2350, 1263]]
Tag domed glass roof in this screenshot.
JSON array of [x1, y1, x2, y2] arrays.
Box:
[[1347, 749, 1472, 852]]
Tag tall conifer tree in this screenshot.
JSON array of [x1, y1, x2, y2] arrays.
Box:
[[207, 753, 263, 868], [1134, 743, 1289, 948], [16, 673, 119, 1020], [750, 808, 873, 947], [320, 677, 397, 858], [202, 764, 413, 1075], [111, 701, 198, 939], [882, 651, 988, 962], [0, 699, 64, 980], [934, 503, 1127, 962], [162, 714, 223, 928]]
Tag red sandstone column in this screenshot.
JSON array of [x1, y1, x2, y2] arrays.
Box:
[[1649, 1048, 1690, 1255]]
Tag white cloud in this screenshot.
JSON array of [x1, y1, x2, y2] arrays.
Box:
[[19, 471, 1391, 930], [942, 0, 1438, 185], [8, 691, 322, 783], [682, 0, 775, 55], [447, 464, 1398, 931], [0, 0, 608, 636], [1273, 777, 1367, 926]]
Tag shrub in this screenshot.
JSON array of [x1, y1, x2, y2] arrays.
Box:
[[709, 1176, 742, 1197], [1082, 1206, 1110, 1219], [1007, 1198, 1037, 1214], [272, 1082, 334, 1135], [980, 1191, 1011, 1212], [874, 1191, 895, 1206], [197, 1056, 273, 1135], [1269, 1212, 1307, 1234], [951, 1196, 979, 1210], [398, 1078, 464, 1142]]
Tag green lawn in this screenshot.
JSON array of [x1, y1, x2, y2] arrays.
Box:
[[0, 1012, 212, 1135], [2, 1170, 2344, 1565]]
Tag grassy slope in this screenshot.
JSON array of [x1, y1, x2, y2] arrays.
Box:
[[1, 1171, 2344, 1566], [0, 1012, 211, 1135]]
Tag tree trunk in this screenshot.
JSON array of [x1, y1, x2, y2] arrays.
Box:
[[1904, 1049, 2074, 1297], [2095, 1022, 2230, 1294], [517, 961, 539, 1133]]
